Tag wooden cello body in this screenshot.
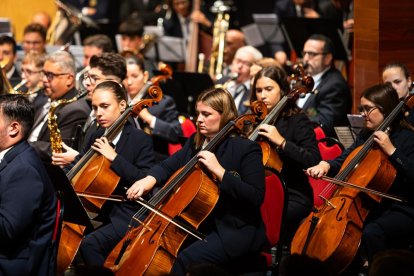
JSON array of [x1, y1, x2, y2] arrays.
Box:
[[291, 146, 396, 272], [290, 97, 410, 273], [104, 113, 264, 275], [56, 69, 170, 272]]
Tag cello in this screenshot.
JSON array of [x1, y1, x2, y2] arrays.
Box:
[[248, 64, 315, 172], [290, 95, 413, 273], [57, 67, 171, 273], [104, 108, 266, 275]]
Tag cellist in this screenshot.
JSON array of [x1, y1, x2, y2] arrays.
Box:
[[251, 66, 321, 244], [127, 87, 266, 274], [307, 83, 414, 267], [58, 81, 155, 266]]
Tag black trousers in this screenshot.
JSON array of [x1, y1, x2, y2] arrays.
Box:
[[362, 207, 414, 262]]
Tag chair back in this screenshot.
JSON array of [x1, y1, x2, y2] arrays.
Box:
[[168, 115, 197, 155], [310, 138, 344, 206]]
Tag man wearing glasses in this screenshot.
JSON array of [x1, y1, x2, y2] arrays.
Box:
[[22, 23, 47, 54], [28, 51, 90, 162], [220, 45, 263, 115], [298, 34, 351, 137]]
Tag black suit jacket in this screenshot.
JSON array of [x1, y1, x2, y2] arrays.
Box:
[[302, 67, 351, 137], [139, 95, 182, 161], [0, 141, 57, 275], [80, 122, 155, 235], [119, 0, 163, 25], [30, 87, 91, 162], [276, 112, 321, 205], [149, 135, 266, 256]]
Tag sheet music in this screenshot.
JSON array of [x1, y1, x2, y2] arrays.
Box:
[[252, 14, 285, 44], [241, 23, 264, 47], [334, 126, 356, 149]]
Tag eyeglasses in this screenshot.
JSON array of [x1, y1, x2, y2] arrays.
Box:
[[233, 58, 253, 68], [43, 71, 71, 81], [23, 40, 43, 45], [302, 51, 327, 58], [83, 73, 106, 85], [22, 68, 42, 76], [358, 105, 378, 116]]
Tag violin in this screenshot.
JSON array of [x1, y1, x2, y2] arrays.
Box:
[[248, 64, 315, 172], [104, 111, 265, 275], [290, 96, 410, 274]]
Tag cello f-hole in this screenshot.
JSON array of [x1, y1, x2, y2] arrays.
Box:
[[336, 198, 347, 221]]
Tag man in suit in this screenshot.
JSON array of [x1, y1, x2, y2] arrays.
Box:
[[0, 94, 57, 275], [0, 35, 21, 87], [82, 34, 113, 68], [28, 50, 90, 162], [223, 45, 263, 115], [22, 23, 47, 54], [298, 34, 351, 137]]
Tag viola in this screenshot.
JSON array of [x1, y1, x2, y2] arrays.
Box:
[[290, 97, 410, 274], [104, 111, 265, 275], [248, 64, 315, 172], [56, 67, 171, 272]]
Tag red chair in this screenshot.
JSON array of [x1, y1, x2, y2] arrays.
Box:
[[227, 168, 287, 275], [168, 115, 197, 155], [260, 168, 288, 273], [313, 126, 326, 141], [310, 137, 344, 207]]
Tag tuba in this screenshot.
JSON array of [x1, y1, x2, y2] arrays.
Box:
[[49, 90, 88, 154], [208, 1, 232, 80], [0, 59, 14, 94]]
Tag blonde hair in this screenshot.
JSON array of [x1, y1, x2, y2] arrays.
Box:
[[194, 88, 238, 149]]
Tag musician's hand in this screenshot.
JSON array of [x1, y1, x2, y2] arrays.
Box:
[[303, 8, 320, 18], [257, 124, 285, 149], [191, 10, 212, 28], [197, 151, 225, 182], [91, 137, 117, 161], [51, 142, 79, 167], [374, 130, 396, 156], [138, 108, 155, 125], [306, 161, 330, 179], [127, 176, 157, 200]]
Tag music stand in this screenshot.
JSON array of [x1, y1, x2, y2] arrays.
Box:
[[281, 17, 351, 61], [156, 72, 214, 116], [146, 36, 186, 63], [44, 163, 93, 229]]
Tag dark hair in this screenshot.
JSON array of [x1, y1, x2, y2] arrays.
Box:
[[93, 80, 127, 103], [382, 62, 410, 79], [251, 66, 300, 116], [83, 34, 113, 53], [118, 17, 144, 37], [361, 83, 399, 118], [89, 53, 127, 81], [308, 34, 335, 56], [125, 55, 146, 71], [0, 35, 17, 55], [0, 94, 34, 140], [23, 23, 47, 41]]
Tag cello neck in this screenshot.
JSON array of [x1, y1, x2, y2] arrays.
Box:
[[248, 96, 289, 141], [337, 100, 406, 181]]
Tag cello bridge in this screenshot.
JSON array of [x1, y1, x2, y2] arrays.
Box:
[[319, 195, 336, 209], [132, 217, 153, 232]]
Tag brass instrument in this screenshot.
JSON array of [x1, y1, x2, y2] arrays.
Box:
[[0, 59, 14, 94], [49, 90, 88, 153], [208, 1, 231, 80]]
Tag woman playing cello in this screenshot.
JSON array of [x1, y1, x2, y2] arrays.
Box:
[[55, 80, 155, 265], [306, 83, 414, 267], [127, 87, 266, 274], [251, 66, 321, 243]]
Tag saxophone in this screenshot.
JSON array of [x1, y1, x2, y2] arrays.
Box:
[[49, 90, 88, 153]]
